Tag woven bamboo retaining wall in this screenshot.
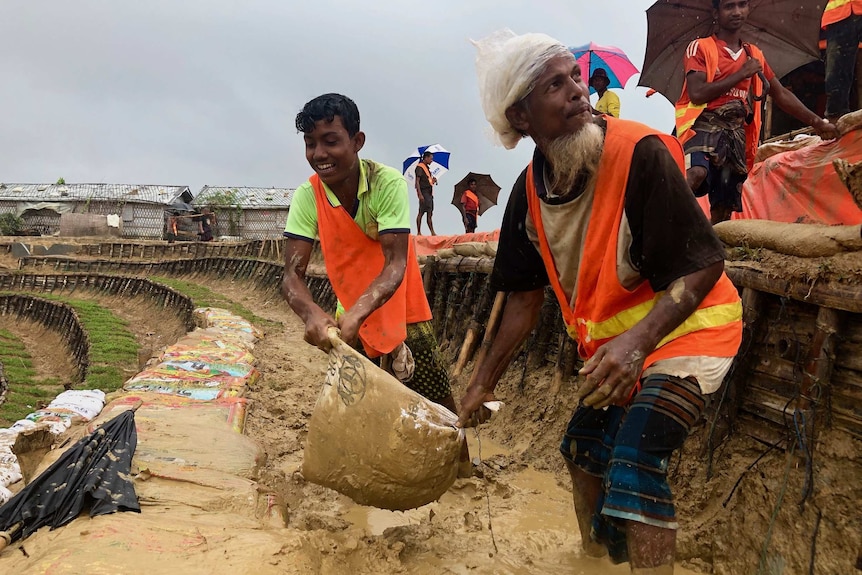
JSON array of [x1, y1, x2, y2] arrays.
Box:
[[0, 295, 89, 383], [0, 273, 196, 332], [15, 257, 336, 318], [725, 263, 862, 442], [3, 239, 287, 262], [11, 253, 862, 444]]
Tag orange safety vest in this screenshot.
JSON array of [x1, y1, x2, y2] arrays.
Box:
[[675, 36, 766, 172], [311, 174, 432, 357], [461, 190, 479, 214], [525, 118, 742, 379], [822, 0, 862, 28], [417, 162, 435, 191]]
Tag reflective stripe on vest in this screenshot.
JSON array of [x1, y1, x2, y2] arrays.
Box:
[[822, 0, 862, 28], [579, 296, 742, 347], [525, 117, 742, 371]]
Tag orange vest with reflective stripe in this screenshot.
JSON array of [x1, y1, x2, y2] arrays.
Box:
[[675, 36, 765, 171], [311, 174, 432, 357], [822, 0, 862, 28], [525, 118, 742, 374]]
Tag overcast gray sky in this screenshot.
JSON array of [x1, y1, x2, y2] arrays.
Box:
[[0, 0, 671, 235]]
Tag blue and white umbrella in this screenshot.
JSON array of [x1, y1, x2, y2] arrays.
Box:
[[403, 144, 450, 191]]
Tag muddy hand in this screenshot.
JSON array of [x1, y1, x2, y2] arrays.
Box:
[[576, 337, 646, 409], [305, 312, 337, 352], [814, 118, 840, 140], [336, 311, 362, 348], [456, 385, 496, 428]]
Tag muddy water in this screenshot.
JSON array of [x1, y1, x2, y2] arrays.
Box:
[[341, 434, 701, 575]]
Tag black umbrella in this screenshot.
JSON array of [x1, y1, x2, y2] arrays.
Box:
[[0, 407, 140, 550], [639, 0, 825, 103], [451, 172, 502, 218]]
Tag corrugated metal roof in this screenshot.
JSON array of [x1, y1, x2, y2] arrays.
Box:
[[194, 186, 294, 209], [0, 183, 192, 205]]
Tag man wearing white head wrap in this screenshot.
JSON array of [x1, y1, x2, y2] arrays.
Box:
[[473, 29, 570, 149], [459, 30, 743, 574]]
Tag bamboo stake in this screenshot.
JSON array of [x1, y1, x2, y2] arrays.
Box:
[[550, 333, 568, 395], [467, 291, 508, 385]]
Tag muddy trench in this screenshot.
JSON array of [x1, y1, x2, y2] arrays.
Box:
[[0, 247, 856, 573]]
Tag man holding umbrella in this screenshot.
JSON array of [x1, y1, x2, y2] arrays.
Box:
[[589, 68, 621, 118], [676, 0, 839, 223], [415, 151, 437, 235], [460, 178, 480, 233]]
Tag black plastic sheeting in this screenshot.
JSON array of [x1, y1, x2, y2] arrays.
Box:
[[0, 409, 140, 544]]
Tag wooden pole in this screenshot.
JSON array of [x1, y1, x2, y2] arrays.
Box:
[[466, 291, 508, 385], [550, 333, 568, 395], [798, 306, 843, 443], [452, 277, 492, 376]]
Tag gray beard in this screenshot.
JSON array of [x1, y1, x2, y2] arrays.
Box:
[[544, 122, 605, 199]]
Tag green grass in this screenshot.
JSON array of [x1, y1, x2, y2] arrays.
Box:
[[152, 276, 278, 328], [0, 294, 140, 408], [0, 330, 65, 426]]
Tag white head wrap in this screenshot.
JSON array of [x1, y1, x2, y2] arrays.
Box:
[[472, 29, 570, 149]]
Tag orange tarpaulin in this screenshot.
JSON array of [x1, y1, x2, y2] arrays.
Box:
[[733, 131, 862, 225], [414, 230, 500, 257]]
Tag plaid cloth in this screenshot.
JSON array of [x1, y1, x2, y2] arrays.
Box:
[[560, 374, 706, 564], [683, 100, 749, 175]]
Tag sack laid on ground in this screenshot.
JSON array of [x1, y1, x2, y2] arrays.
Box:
[[453, 242, 487, 257], [302, 329, 462, 511]]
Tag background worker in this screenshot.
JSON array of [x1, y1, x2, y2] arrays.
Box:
[[415, 151, 437, 235], [590, 67, 621, 117], [460, 178, 480, 233], [822, 0, 862, 122]]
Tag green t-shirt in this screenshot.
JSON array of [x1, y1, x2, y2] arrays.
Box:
[[284, 158, 411, 242]]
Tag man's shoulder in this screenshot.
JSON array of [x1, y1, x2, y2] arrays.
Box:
[[366, 159, 405, 183], [606, 117, 664, 141], [293, 180, 315, 199]]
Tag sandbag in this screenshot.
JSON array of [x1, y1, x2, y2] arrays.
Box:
[[453, 242, 487, 257], [436, 247, 456, 259], [837, 108, 862, 136], [302, 330, 461, 511], [754, 135, 820, 163], [714, 219, 862, 258]]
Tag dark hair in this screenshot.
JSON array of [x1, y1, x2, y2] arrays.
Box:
[[468, 178, 477, 185], [422, 151, 433, 159], [712, 0, 721, 7], [295, 93, 361, 136]]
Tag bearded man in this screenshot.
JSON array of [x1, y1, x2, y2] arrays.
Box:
[[457, 30, 743, 574]]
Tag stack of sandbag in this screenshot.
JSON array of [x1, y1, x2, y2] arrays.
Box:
[[715, 220, 862, 257], [302, 330, 462, 511], [0, 390, 106, 504], [435, 241, 498, 260]]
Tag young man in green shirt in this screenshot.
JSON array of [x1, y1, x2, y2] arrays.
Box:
[[282, 93, 470, 476]]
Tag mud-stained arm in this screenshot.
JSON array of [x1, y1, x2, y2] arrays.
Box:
[[577, 260, 725, 409], [456, 289, 545, 427], [337, 232, 408, 347], [282, 238, 336, 352], [770, 78, 839, 139]]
